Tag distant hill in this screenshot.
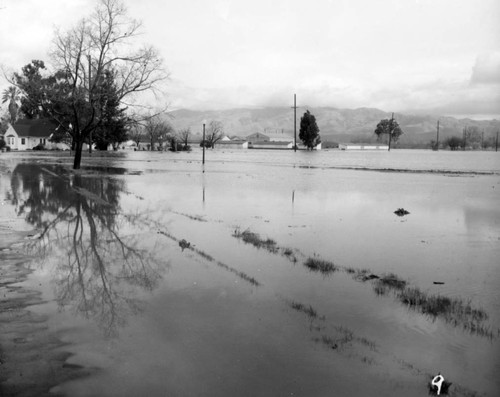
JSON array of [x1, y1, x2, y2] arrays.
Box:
[[166, 107, 500, 147]]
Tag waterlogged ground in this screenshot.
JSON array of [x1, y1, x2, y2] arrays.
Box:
[[1, 149, 499, 396]]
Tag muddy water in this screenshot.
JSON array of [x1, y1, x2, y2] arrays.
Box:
[[1, 150, 499, 396]]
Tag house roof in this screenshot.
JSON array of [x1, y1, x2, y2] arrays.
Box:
[[245, 132, 293, 142], [11, 118, 58, 138], [246, 132, 269, 140]]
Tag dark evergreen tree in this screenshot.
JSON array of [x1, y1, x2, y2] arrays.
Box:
[[374, 116, 403, 151], [14, 62, 128, 151], [14, 60, 48, 119], [299, 110, 321, 149], [93, 70, 129, 150], [446, 136, 462, 150]]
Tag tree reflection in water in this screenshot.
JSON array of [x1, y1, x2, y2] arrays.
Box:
[[9, 164, 163, 336]]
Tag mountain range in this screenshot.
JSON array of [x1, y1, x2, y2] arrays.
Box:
[[166, 107, 500, 147]]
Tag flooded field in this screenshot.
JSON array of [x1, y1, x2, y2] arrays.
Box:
[[1, 149, 499, 396]]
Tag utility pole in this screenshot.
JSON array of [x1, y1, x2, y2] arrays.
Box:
[[436, 120, 440, 151], [496, 130, 499, 152], [292, 94, 297, 152], [388, 112, 394, 151], [202, 122, 205, 165], [463, 126, 467, 151], [481, 130, 484, 150]]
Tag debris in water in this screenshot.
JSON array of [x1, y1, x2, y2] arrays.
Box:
[[433, 281, 445, 285], [394, 208, 410, 216], [179, 239, 191, 251]]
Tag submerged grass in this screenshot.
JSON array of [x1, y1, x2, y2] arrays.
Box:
[[376, 273, 407, 290], [288, 300, 320, 319], [229, 227, 497, 339], [232, 227, 301, 262], [233, 228, 278, 252], [173, 211, 207, 222], [157, 229, 260, 287], [304, 257, 338, 274], [369, 274, 493, 338], [397, 287, 490, 333], [314, 325, 359, 351]]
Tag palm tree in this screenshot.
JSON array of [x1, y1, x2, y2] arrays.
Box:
[[2, 86, 21, 123]]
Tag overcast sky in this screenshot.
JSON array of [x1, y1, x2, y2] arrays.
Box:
[[1, 0, 499, 118]]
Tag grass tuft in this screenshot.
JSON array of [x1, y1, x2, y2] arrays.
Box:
[[377, 273, 407, 290], [289, 301, 319, 319], [233, 228, 278, 252], [304, 257, 338, 274]]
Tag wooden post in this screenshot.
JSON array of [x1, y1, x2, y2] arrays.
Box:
[[202, 123, 205, 165], [293, 94, 297, 152], [388, 112, 394, 151], [436, 120, 440, 151]]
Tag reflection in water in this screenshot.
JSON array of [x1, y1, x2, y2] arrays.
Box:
[[201, 172, 206, 206], [10, 164, 163, 336]]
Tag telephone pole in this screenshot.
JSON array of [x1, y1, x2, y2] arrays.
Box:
[[496, 130, 499, 152], [388, 112, 394, 151], [436, 120, 440, 151], [202, 122, 205, 165], [292, 94, 297, 152]]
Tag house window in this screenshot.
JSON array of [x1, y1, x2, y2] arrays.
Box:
[[8, 136, 15, 146], [21, 138, 26, 145]]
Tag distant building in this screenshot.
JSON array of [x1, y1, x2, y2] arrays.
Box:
[[215, 140, 249, 149], [229, 135, 246, 141], [246, 131, 294, 144], [246, 131, 295, 150], [246, 132, 270, 143], [266, 131, 294, 143], [249, 141, 294, 150], [339, 143, 388, 150]]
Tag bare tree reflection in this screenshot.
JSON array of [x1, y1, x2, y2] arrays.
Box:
[[10, 164, 163, 336]]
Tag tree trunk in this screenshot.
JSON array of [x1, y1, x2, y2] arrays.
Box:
[[73, 138, 83, 169]]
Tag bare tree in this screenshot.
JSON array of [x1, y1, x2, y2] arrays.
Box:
[[463, 126, 482, 149], [205, 120, 224, 148], [128, 124, 145, 150], [13, 0, 168, 168], [144, 116, 174, 150], [178, 127, 191, 150]]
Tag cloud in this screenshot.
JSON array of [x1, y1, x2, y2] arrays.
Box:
[[471, 52, 500, 84]]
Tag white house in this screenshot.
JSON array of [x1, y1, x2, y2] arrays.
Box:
[[1, 119, 59, 150], [249, 141, 294, 150], [246, 131, 296, 149], [215, 139, 249, 149]]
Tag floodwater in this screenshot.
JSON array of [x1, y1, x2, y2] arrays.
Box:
[[1, 149, 499, 396]]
